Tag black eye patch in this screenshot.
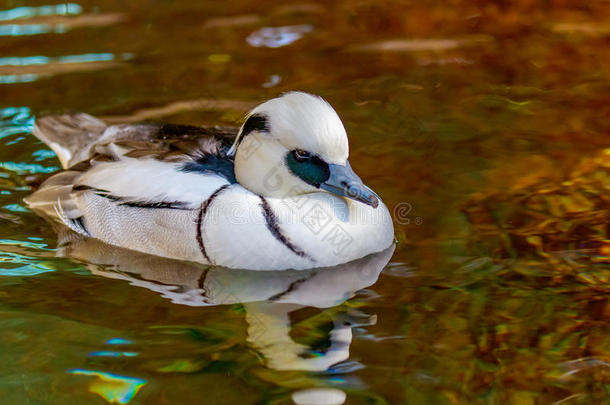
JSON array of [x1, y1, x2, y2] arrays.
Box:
[[285, 150, 330, 188]]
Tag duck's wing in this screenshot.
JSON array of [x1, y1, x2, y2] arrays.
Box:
[[27, 113, 240, 232], [72, 149, 234, 210], [33, 113, 238, 169]]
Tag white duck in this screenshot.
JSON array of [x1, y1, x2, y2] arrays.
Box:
[[26, 92, 394, 270]]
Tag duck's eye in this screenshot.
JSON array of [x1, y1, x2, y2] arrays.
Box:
[[293, 149, 312, 162]]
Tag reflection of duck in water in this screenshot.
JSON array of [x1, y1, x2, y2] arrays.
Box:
[[56, 229, 395, 373], [25, 92, 394, 270]]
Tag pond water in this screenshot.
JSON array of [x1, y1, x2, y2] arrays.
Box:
[[0, 1, 608, 404]]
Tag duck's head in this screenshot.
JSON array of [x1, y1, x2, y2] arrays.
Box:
[[228, 92, 379, 208]]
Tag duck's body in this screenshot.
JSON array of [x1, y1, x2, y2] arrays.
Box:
[[26, 92, 394, 270]]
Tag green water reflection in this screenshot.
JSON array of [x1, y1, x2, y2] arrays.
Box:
[[0, 0, 608, 404]]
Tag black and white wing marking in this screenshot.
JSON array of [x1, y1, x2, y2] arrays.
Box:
[[75, 154, 234, 211]]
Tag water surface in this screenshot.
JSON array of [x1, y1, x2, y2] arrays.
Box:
[[0, 1, 608, 404]]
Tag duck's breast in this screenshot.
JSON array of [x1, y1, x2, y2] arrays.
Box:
[[203, 188, 394, 270]]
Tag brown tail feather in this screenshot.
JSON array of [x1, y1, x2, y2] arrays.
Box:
[[33, 113, 107, 169], [23, 171, 82, 221]]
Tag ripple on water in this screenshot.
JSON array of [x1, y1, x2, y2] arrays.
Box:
[[0, 106, 59, 173], [0, 251, 54, 276], [0, 4, 82, 21], [68, 370, 147, 405], [0, 3, 82, 36], [0, 23, 66, 36], [0, 106, 33, 132], [0, 53, 132, 84]]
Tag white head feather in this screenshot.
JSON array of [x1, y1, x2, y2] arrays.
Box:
[[229, 92, 348, 164]]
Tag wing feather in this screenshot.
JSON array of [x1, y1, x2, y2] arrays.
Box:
[[28, 114, 240, 254], [76, 156, 231, 209]]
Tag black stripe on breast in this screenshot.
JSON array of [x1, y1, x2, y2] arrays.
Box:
[[259, 196, 313, 261], [196, 185, 230, 263]]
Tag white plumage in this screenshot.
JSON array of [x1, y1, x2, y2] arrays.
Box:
[[78, 157, 228, 209], [229, 92, 349, 163], [25, 92, 395, 270]]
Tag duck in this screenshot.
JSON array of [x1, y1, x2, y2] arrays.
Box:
[[25, 91, 394, 270]]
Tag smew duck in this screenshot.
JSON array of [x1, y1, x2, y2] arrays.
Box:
[[26, 92, 394, 270]]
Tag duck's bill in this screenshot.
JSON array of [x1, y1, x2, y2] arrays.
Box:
[[320, 162, 380, 208]]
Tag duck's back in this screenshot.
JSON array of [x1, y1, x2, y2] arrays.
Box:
[[26, 113, 243, 261]]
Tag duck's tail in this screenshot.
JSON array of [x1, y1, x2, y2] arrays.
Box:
[[23, 170, 83, 225], [33, 113, 107, 169]]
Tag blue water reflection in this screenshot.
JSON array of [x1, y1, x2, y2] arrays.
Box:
[[0, 239, 51, 250], [32, 149, 58, 161], [68, 369, 147, 404], [0, 56, 49, 66], [89, 351, 139, 357], [2, 204, 29, 212], [0, 53, 118, 67], [0, 264, 53, 276], [0, 24, 66, 36], [0, 250, 54, 276], [0, 161, 59, 174], [0, 107, 31, 121], [0, 107, 34, 138], [0, 74, 39, 84], [106, 338, 134, 345], [57, 53, 116, 64], [0, 4, 82, 21], [0, 53, 132, 84]]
